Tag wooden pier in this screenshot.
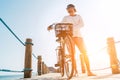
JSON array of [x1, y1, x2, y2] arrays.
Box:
[[20, 71, 120, 80], [20, 37, 120, 80]]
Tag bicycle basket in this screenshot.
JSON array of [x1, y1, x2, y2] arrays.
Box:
[[55, 23, 73, 37]]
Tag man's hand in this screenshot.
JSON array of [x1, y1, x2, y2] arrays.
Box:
[[47, 25, 53, 31]]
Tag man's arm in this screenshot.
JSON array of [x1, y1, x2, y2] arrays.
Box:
[[79, 15, 84, 27]]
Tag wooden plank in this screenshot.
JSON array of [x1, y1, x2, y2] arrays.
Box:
[[20, 72, 120, 80]]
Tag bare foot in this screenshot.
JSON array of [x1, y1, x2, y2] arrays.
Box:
[[88, 72, 96, 76]]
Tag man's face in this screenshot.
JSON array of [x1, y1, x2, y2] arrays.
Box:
[[67, 7, 75, 14]]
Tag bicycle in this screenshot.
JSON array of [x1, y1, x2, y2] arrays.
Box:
[[55, 46, 64, 76], [48, 23, 77, 79]]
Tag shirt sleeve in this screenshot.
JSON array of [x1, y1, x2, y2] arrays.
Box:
[[61, 16, 67, 23], [79, 15, 84, 27]]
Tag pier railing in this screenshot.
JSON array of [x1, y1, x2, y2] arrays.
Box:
[[0, 18, 49, 78], [80, 37, 120, 74]]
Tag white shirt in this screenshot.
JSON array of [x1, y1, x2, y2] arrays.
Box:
[[62, 14, 84, 37]]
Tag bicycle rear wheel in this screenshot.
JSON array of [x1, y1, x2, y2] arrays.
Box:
[[64, 35, 75, 79]]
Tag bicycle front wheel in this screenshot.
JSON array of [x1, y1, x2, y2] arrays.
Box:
[[59, 48, 64, 77], [64, 35, 75, 79]]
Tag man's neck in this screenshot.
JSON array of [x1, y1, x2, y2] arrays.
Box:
[[70, 14, 76, 16]]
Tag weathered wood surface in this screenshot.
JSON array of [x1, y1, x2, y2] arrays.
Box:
[[20, 72, 120, 80], [24, 39, 33, 78]]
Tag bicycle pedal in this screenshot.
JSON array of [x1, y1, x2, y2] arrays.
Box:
[[56, 38, 60, 42], [65, 54, 71, 58], [55, 64, 60, 67]]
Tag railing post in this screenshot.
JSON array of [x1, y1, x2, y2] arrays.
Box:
[[38, 56, 42, 75], [107, 37, 120, 74], [44, 64, 46, 74], [80, 54, 86, 73], [45, 64, 48, 74], [46, 65, 48, 73], [24, 38, 33, 78], [42, 62, 44, 74], [46, 66, 49, 73], [46, 65, 48, 74]]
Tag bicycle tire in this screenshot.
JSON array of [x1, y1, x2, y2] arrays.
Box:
[[64, 35, 75, 79], [59, 48, 64, 77]]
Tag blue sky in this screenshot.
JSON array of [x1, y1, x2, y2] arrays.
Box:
[[0, 0, 120, 75]]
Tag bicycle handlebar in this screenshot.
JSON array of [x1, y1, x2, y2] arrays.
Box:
[[47, 23, 73, 31]]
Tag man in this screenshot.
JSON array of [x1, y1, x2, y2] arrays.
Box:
[[62, 4, 96, 76]]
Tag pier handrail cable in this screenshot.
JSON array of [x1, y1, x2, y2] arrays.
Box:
[[0, 18, 25, 46], [0, 18, 38, 60], [0, 18, 38, 73]]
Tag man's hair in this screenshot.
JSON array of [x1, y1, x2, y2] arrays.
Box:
[[66, 4, 76, 12]]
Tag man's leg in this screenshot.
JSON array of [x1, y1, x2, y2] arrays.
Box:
[[80, 54, 86, 73], [73, 37, 96, 76], [66, 37, 78, 75]]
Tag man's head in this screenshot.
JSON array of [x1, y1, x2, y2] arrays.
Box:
[[66, 4, 76, 15]]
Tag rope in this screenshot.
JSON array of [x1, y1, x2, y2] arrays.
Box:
[[0, 68, 33, 73], [23, 68, 32, 71], [92, 63, 120, 71], [0, 69, 23, 73], [88, 40, 120, 57], [91, 67, 110, 71], [0, 18, 25, 46], [115, 41, 120, 44], [25, 42, 34, 45], [88, 46, 107, 56], [32, 53, 38, 59]]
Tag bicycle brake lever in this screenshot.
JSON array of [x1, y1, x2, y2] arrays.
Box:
[[47, 25, 53, 31]]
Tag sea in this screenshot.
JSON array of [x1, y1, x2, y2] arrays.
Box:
[[0, 72, 36, 80], [0, 74, 23, 80]]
